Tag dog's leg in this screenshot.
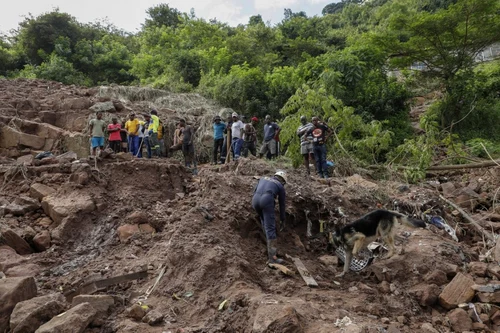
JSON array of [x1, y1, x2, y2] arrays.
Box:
[[336, 249, 353, 278], [383, 228, 396, 259], [352, 235, 365, 255]]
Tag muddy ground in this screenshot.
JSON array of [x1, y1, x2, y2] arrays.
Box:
[[1, 79, 500, 333]]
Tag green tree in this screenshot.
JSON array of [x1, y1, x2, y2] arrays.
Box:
[[143, 4, 182, 29]]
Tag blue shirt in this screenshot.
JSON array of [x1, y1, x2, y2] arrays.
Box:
[[264, 122, 280, 142], [213, 122, 226, 140], [253, 176, 286, 221]]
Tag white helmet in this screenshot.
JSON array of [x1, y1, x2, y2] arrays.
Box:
[[274, 170, 287, 184]]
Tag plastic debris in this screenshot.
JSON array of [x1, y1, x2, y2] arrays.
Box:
[[335, 246, 374, 272], [425, 215, 459, 242], [334, 316, 353, 327], [218, 299, 228, 311]]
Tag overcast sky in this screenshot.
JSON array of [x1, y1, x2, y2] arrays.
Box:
[[0, 0, 334, 34]]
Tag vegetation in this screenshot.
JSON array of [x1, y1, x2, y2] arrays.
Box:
[[1, 0, 500, 178]]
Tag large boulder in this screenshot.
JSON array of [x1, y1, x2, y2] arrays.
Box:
[[35, 302, 96, 333], [90, 101, 115, 113], [3, 196, 41, 217], [71, 295, 114, 313], [33, 231, 51, 252], [41, 192, 95, 225], [0, 277, 37, 332], [30, 183, 56, 201], [0, 228, 33, 255], [10, 293, 66, 333]]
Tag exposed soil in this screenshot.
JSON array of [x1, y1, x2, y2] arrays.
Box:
[[1, 79, 500, 333]]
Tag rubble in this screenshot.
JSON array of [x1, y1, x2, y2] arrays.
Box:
[[10, 293, 66, 333], [438, 273, 475, 309], [0, 276, 38, 332], [35, 302, 96, 333]]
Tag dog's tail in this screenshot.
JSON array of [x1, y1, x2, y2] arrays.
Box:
[[398, 215, 427, 229]]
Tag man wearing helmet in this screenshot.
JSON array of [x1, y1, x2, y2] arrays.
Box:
[[252, 170, 287, 264]]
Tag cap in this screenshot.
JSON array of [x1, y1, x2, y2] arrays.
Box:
[[251, 117, 259, 122], [232, 112, 238, 117], [151, 109, 158, 115]]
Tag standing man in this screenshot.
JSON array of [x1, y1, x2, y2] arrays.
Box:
[[259, 115, 280, 159], [307, 117, 333, 178], [107, 117, 122, 153], [220, 115, 233, 164], [120, 120, 128, 153], [179, 119, 198, 175], [89, 111, 106, 157], [231, 112, 245, 160], [148, 110, 161, 158], [242, 117, 258, 157], [252, 170, 287, 264], [125, 113, 140, 156], [212, 115, 226, 164], [296, 116, 315, 175]]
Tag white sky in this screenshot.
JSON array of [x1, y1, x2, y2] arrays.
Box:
[[0, 0, 335, 34]]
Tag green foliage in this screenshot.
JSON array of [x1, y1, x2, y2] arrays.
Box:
[[279, 85, 393, 167], [466, 139, 500, 159], [143, 4, 182, 29]]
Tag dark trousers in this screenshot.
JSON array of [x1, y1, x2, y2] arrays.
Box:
[[242, 141, 256, 157], [313, 144, 327, 175], [213, 138, 224, 163], [109, 140, 121, 153], [252, 193, 276, 240]]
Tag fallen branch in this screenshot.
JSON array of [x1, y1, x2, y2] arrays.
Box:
[[428, 159, 500, 171], [439, 195, 495, 242]]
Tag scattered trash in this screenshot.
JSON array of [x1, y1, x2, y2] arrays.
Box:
[[469, 302, 482, 323], [35, 151, 53, 160], [334, 316, 353, 327], [183, 291, 194, 298], [425, 215, 459, 242], [218, 299, 228, 311], [268, 263, 294, 276]]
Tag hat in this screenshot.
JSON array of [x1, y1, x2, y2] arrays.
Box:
[[151, 109, 158, 115], [232, 112, 238, 117], [274, 170, 287, 184], [251, 117, 259, 122], [214, 115, 221, 120]]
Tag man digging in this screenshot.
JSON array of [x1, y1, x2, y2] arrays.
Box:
[[252, 170, 287, 264]]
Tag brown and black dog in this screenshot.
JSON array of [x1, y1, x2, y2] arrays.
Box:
[[331, 209, 426, 277]]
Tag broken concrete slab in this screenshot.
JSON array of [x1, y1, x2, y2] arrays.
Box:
[[35, 302, 96, 333], [438, 273, 475, 310], [0, 276, 37, 332], [41, 192, 95, 225], [10, 293, 66, 333]]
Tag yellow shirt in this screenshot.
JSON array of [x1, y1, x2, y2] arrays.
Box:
[[125, 119, 140, 135], [158, 121, 163, 139], [148, 115, 160, 133]]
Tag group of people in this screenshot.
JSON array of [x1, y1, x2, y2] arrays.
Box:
[[212, 112, 281, 164]]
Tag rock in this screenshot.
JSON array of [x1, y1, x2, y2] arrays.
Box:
[[491, 310, 500, 325], [5, 264, 42, 278], [409, 284, 440, 307], [117, 224, 140, 242], [71, 295, 114, 313], [476, 291, 500, 303], [424, 270, 448, 286], [35, 302, 96, 333], [318, 255, 338, 266], [4, 196, 41, 216], [89, 101, 115, 113], [16, 154, 34, 166], [142, 309, 164, 326], [345, 174, 378, 190], [33, 231, 51, 252], [126, 303, 147, 321], [257, 306, 304, 333], [126, 211, 149, 224], [344, 324, 362, 333], [379, 281, 391, 294], [420, 323, 439, 333], [447, 308, 472, 332], [115, 152, 133, 161], [386, 324, 401, 333], [468, 261, 488, 277], [0, 228, 33, 255], [0, 246, 27, 272], [30, 184, 56, 201], [494, 237, 500, 264], [441, 182, 457, 198], [138, 224, 155, 233], [471, 322, 488, 331], [438, 273, 475, 310], [0, 277, 37, 332], [10, 293, 66, 333], [112, 100, 125, 111], [41, 193, 95, 225], [55, 151, 77, 163], [37, 217, 53, 228], [69, 172, 89, 185]]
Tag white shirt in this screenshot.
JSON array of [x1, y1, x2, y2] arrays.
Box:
[[231, 120, 245, 139]]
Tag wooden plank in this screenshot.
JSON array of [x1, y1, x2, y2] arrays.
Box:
[[65, 270, 149, 302], [286, 255, 318, 288], [268, 263, 295, 276]]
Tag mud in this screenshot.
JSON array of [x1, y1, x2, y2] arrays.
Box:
[[1, 79, 500, 333]]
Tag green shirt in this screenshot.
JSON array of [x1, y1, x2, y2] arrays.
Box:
[[89, 119, 106, 137]]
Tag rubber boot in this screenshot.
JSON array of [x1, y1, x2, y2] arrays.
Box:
[[267, 239, 284, 264]]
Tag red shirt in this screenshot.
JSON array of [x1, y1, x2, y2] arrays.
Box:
[[108, 123, 121, 141]]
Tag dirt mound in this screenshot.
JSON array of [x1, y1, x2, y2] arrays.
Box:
[[2, 79, 500, 332]]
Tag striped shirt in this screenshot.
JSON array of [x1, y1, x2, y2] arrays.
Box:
[[297, 123, 314, 146]]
